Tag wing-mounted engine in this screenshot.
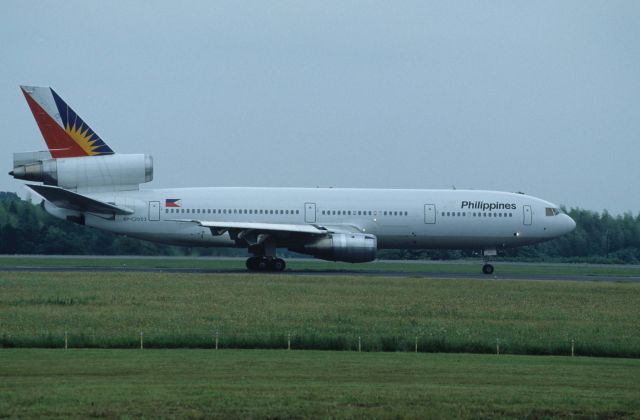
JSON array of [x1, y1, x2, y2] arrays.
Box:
[[293, 233, 378, 263], [10, 151, 153, 191]]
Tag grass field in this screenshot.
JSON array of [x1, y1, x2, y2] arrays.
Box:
[[1, 255, 640, 277], [1, 271, 639, 357], [1, 349, 638, 418]]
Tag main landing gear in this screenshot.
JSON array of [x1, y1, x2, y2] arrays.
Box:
[[246, 256, 286, 272]]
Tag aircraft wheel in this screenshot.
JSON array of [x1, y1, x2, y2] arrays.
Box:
[[246, 257, 260, 271], [257, 258, 269, 271], [272, 258, 286, 272], [482, 263, 494, 275]]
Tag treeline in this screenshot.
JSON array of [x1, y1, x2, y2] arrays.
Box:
[[1, 192, 639, 263]]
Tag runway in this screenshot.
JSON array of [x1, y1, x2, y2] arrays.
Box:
[[1, 264, 638, 282]]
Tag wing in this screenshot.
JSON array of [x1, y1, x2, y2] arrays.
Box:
[[171, 219, 362, 247]]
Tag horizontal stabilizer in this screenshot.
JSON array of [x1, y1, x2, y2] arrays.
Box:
[[26, 184, 133, 215]]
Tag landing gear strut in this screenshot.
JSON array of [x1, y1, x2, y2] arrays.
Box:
[[482, 263, 494, 275], [246, 256, 286, 272]]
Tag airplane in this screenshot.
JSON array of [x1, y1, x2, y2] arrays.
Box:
[[10, 86, 576, 273]]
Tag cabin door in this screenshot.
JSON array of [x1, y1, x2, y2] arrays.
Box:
[[523, 205, 532, 226], [424, 204, 436, 224], [305, 202, 316, 223], [149, 201, 160, 221]]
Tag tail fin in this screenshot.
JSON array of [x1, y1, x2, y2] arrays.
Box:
[[20, 85, 115, 158]]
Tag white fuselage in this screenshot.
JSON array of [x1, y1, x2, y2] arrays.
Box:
[[50, 187, 575, 251]]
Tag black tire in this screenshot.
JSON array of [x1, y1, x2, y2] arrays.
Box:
[[272, 258, 286, 272], [246, 257, 259, 271], [257, 258, 269, 271], [482, 263, 494, 275]]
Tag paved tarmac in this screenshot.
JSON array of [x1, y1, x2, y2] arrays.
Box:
[[0, 265, 638, 282]]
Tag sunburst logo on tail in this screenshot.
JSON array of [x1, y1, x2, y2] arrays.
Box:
[[65, 120, 102, 156], [50, 88, 115, 156]]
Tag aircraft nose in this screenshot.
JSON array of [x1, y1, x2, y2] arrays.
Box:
[[562, 214, 576, 234]]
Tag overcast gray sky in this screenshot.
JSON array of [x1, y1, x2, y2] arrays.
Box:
[[1, 1, 638, 214]]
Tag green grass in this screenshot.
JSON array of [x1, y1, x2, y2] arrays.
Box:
[[1, 272, 639, 357], [1, 255, 640, 276], [0, 349, 638, 418]]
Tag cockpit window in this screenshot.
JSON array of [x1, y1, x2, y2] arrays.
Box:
[[545, 208, 561, 216]]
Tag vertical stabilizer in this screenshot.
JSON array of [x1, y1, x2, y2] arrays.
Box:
[[20, 85, 115, 158]]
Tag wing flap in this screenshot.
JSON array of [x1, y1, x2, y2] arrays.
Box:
[[26, 184, 133, 215]]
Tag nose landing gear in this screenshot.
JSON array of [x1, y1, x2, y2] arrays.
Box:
[[482, 263, 494, 275], [482, 248, 496, 275]]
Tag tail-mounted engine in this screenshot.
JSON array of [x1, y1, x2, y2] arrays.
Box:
[[10, 151, 153, 190]]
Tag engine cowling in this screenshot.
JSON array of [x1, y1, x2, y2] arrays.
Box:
[[11, 153, 153, 189], [299, 233, 377, 263]]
